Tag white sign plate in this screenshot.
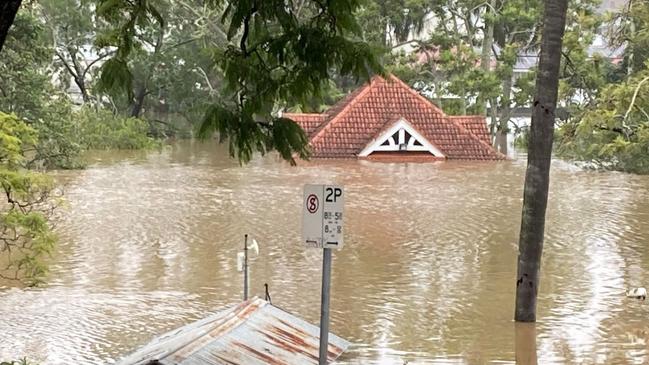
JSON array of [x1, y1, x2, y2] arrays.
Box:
[[302, 184, 344, 249]]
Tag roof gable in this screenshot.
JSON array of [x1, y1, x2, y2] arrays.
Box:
[[358, 118, 445, 157]]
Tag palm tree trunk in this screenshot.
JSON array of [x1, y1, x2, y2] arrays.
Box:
[[514, 0, 568, 322], [0, 0, 21, 54]]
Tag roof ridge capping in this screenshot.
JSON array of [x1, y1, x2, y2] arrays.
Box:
[[386, 74, 447, 116], [447, 115, 486, 118]]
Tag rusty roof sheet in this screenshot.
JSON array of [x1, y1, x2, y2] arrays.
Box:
[[116, 297, 350, 365]]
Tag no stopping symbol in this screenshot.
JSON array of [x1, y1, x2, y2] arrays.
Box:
[[307, 194, 319, 213]]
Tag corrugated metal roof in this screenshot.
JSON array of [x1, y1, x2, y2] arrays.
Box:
[[116, 297, 350, 365]]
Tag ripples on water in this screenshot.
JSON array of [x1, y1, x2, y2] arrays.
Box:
[[1, 141, 649, 364]]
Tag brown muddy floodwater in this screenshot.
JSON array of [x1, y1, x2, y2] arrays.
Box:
[[1, 141, 649, 364]]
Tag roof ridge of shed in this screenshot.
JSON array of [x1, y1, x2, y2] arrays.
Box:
[[157, 298, 266, 362]]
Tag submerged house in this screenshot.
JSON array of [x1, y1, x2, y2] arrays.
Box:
[[285, 75, 504, 161]]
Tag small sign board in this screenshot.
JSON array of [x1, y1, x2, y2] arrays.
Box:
[[237, 252, 245, 272], [302, 184, 344, 249]]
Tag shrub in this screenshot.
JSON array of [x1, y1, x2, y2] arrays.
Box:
[[0, 112, 58, 285], [75, 107, 159, 150]]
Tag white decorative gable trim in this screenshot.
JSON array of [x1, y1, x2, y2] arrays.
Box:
[[358, 118, 445, 157]]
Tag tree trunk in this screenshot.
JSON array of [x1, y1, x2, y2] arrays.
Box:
[[379, 3, 389, 47], [458, 87, 467, 115], [450, 15, 467, 115], [489, 96, 498, 145], [130, 27, 162, 118], [130, 85, 147, 118], [480, 0, 496, 69], [69, 48, 91, 103], [76, 76, 91, 103], [478, 0, 496, 115], [0, 0, 21, 54], [496, 74, 513, 154], [434, 80, 443, 110], [627, 0, 635, 75], [514, 0, 568, 322]]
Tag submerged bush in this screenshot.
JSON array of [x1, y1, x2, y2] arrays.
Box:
[[1, 359, 39, 365], [76, 107, 159, 150]]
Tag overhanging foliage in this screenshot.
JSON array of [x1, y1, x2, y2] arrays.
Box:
[[97, 0, 384, 164]]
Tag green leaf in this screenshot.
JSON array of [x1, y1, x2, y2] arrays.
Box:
[[98, 58, 134, 100]]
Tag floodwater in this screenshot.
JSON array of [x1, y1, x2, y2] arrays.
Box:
[[1, 140, 649, 365]]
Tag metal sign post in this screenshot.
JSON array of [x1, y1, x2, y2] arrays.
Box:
[[244, 234, 248, 301], [302, 184, 344, 365], [238, 235, 259, 301], [318, 247, 332, 365]]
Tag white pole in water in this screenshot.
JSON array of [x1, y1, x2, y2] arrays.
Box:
[[318, 247, 332, 365], [244, 234, 248, 301]]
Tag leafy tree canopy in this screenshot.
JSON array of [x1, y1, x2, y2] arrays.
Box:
[[0, 10, 83, 169], [558, 64, 649, 173], [554, 0, 649, 173], [97, 0, 384, 164]]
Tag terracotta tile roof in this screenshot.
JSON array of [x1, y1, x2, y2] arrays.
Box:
[[290, 75, 505, 160], [283, 113, 326, 135], [448, 116, 492, 146]]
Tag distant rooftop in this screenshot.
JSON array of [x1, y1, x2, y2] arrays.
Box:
[[599, 0, 627, 12]]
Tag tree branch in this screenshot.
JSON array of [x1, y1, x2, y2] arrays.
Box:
[[195, 66, 216, 94], [240, 3, 257, 55], [81, 50, 116, 79], [54, 50, 79, 79], [623, 76, 649, 123]]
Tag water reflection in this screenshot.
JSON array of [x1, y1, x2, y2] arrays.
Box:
[[516, 323, 537, 365], [1, 141, 649, 364]]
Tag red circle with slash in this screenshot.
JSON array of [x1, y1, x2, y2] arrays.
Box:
[[306, 194, 319, 213]]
